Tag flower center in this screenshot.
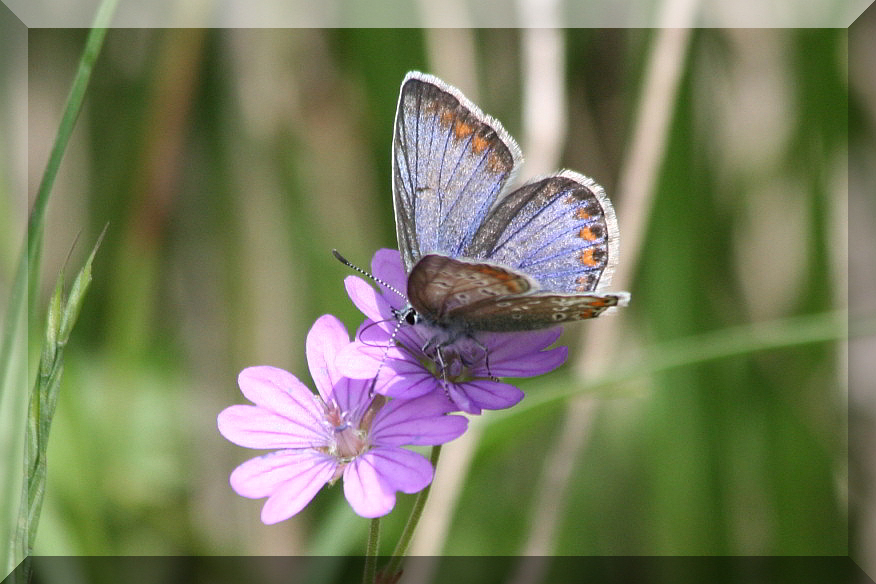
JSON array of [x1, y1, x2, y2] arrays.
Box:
[[323, 402, 368, 460], [334, 425, 367, 460]]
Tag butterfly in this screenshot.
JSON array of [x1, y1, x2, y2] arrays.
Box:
[[390, 71, 629, 342]]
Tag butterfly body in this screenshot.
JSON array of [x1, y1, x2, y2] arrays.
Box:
[[391, 71, 629, 343]]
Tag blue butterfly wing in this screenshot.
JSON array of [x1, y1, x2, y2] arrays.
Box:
[[464, 171, 621, 294], [392, 72, 522, 273]]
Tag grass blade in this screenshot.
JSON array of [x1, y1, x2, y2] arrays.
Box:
[[13, 228, 106, 565], [1, 0, 117, 576]]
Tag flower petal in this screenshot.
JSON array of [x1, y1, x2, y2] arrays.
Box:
[[344, 276, 388, 323], [371, 249, 408, 298], [446, 384, 480, 414], [450, 379, 524, 413], [366, 447, 435, 493], [342, 453, 395, 518], [218, 404, 329, 449], [486, 328, 563, 359], [343, 447, 433, 517], [487, 345, 567, 377], [356, 318, 399, 345], [305, 314, 351, 400], [336, 340, 407, 380], [236, 366, 325, 428], [330, 377, 373, 421], [371, 393, 468, 446], [379, 369, 438, 400], [229, 450, 337, 523]]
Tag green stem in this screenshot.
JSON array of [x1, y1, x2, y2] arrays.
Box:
[[384, 445, 443, 579], [363, 517, 381, 584]]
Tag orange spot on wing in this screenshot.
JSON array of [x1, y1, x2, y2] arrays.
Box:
[[471, 134, 489, 154], [576, 275, 594, 292], [440, 109, 455, 127], [578, 248, 601, 267], [478, 266, 529, 293], [576, 207, 591, 220], [479, 266, 514, 281], [454, 119, 474, 140], [578, 227, 598, 241]]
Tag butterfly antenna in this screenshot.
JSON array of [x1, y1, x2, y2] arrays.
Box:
[[332, 250, 407, 301]]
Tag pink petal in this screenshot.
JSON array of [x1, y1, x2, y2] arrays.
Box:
[[371, 249, 408, 297], [218, 404, 329, 449], [343, 447, 433, 517], [336, 340, 406, 379], [229, 450, 337, 523], [344, 276, 387, 322], [342, 454, 396, 518], [446, 384, 480, 414], [237, 366, 325, 426], [305, 314, 351, 400], [379, 369, 438, 400], [329, 377, 373, 420], [363, 447, 434, 493], [452, 379, 524, 412], [488, 346, 568, 377], [337, 341, 382, 378], [356, 318, 397, 344], [372, 394, 468, 446], [486, 328, 563, 359]]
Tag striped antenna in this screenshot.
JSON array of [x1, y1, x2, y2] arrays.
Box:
[[332, 250, 407, 301]]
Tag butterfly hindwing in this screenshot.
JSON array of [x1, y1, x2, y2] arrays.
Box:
[[392, 72, 522, 273], [406, 254, 535, 325], [452, 291, 627, 331], [407, 254, 628, 333], [465, 171, 620, 295]]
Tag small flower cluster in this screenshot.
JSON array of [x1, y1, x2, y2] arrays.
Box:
[[217, 249, 567, 522]]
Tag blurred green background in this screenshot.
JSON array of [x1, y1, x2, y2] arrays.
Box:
[[3, 22, 869, 583]]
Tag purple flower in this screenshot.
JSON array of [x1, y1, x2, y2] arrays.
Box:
[[338, 249, 568, 414], [217, 314, 468, 522]]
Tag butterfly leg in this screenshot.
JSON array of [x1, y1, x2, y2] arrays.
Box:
[[427, 343, 453, 401], [467, 334, 499, 382]]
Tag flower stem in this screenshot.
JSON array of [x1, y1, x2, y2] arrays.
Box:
[[363, 517, 380, 584], [384, 445, 443, 578]]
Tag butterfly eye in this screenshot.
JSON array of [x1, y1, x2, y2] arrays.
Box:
[[392, 306, 420, 326]]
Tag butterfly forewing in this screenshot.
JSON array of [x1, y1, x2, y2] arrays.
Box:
[[392, 72, 522, 273], [465, 171, 620, 294]]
